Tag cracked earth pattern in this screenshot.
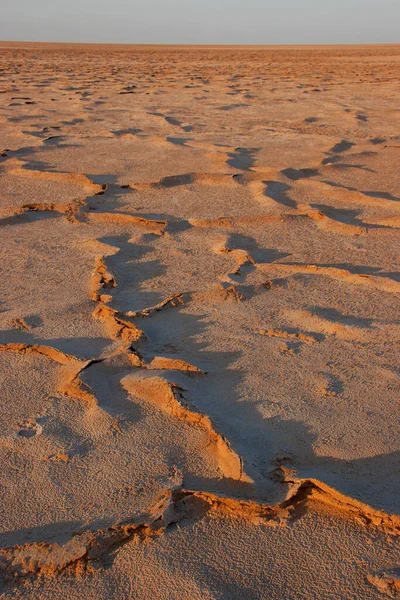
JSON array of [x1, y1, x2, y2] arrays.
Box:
[[0, 43, 399, 599]]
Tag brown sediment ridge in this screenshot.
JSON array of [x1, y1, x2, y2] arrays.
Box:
[[258, 263, 400, 294], [133, 172, 239, 189], [84, 211, 166, 234], [296, 203, 365, 235], [189, 209, 399, 235], [93, 304, 146, 343], [283, 309, 372, 341], [3, 158, 103, 194], [258, 329, 320, 344], [89, 254, 202, 371], [0, 158, 103, 223], [0, 343, 76, 365], [217, 245, 255, 268], [89, 255, 146, 345], [121, 374, 248, 482], [58, 360, 100, 408], [89, 257, 193, 361], [191, 284, 244, 303], [189, 214, 285, 228], [214, 239, 400, 294], [0, 343, 98, 407], [146, 356, 204, 374], [125, 293, 184, 318], [297, 179, 400, 211], [0, 479, 398, 582], [367, 572, 400, 596], [1, 200, 167, 233], [216, 244, 256, 283], [365, 215, 400, 228], [190, 476, 400, 534], [90, 256, 117, 302], [17, 200, 85, 223]]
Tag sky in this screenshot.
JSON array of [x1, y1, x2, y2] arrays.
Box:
[[1, 0, 399, 45]]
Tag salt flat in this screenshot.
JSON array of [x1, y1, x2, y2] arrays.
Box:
[[0, 43, 399, 599]]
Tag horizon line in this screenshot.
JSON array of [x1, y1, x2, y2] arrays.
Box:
[[0, 40, 399, 48]]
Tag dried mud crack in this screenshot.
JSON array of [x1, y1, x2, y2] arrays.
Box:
[[1, 43, 399, 600], [0, 479, 398, 583]]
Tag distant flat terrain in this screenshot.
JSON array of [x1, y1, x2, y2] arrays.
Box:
[[0, 43, 399, 599]]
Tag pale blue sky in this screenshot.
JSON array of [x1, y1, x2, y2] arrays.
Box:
[[1, 0, 399, 44]]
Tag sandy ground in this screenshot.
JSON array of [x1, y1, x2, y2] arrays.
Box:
[[0, 43, 399, 599]]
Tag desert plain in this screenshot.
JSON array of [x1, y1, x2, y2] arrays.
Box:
[[0, 42, 399, 599]]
